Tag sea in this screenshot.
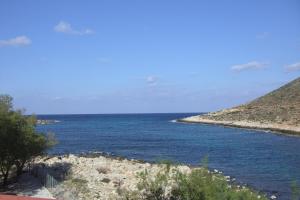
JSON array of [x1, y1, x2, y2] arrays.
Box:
[[37, 113, 300, 199]]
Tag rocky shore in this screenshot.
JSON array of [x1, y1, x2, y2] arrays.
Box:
[[33, 154, 191, 200], [32, 154, 268, 200], [178, 77, 300, 136], [36, 119, 60, 125], [178, 115, 300, 135]]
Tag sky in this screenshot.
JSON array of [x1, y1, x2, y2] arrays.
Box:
[[0, 0, 300, 114]]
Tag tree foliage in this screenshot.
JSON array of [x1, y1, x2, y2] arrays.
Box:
[[0, 94, 56, 186]]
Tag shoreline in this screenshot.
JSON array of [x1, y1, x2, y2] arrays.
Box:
[[177, 116, 300, 136], [33, 154, 192, 199], [31, 153, 270, 200]]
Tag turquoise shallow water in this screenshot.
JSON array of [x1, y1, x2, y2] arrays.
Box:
[[37, 113, 300, 199]]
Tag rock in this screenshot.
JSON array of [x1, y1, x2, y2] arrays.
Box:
[[32, 154, 249, 200]]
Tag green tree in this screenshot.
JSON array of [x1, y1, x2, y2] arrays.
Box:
[[0, 95, 56, 186], [291, 181, 300, 200], [0, 95, 16, 186]]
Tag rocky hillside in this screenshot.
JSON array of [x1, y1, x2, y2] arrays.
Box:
[[180, 77, 300, 134], [204, 77, 300, 126]]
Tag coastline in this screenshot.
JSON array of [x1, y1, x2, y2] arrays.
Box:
[[30, 153, 267, 200], [32, 154, 191, 200], [177, 115, 300, 136]]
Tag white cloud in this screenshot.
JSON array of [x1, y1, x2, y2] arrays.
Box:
[[285, 62, 300, 72], [256, 32, 269, 39], [54, 21, 94, 35], [0, 36, 31, 47], [52, 96, 63, 101], [231, 61, 269, 72], [146, 76, 159, 86]]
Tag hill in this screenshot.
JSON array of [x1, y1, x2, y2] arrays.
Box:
[[179, 77, 300, 135]]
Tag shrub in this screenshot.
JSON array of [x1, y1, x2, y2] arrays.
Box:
[[97, 166, 110, 174], [101, 178, 111, 183], [122, 163, 267, 200], [65, 177, 90, 198], [136, 166, 171, 200], [291, 181, 300, 200], [171, 168, 265, 200]]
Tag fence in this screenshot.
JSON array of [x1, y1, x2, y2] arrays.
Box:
[[26, 163, 79, 200], [26, 164, 59, 189]]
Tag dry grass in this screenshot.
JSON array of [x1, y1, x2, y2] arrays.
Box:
[[96, 166, 110, 174], [203, 77, 300, 126]]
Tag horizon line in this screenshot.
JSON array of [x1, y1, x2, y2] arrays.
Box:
[[31, 111, 206, 116]]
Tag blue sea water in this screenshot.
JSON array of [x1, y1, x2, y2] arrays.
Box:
[[37, 113, 300, 199]]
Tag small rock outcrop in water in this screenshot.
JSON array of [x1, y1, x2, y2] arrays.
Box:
[[37, 119, 60, 125], [180, 77, 300, 135]]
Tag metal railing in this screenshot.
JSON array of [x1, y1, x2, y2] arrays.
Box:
[[27, 164, 59, 189], [25, 163, 77, 199]]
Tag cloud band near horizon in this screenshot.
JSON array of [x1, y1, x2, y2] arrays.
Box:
[[231, 61, 269, 72], [0, 36, 31, 47]]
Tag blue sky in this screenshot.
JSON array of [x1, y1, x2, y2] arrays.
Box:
[[0, 0, 300, 114]]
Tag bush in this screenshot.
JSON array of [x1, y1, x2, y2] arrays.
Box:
[[65, 177, 90, 198], [171, 168, 265, 200], [101, 178, 111, 183], [97, 166, 110, 174], [291, 181, 300, 200], [122, 163, 267, 200]]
